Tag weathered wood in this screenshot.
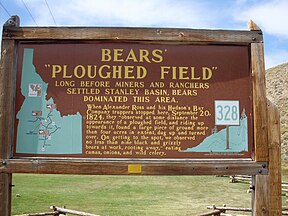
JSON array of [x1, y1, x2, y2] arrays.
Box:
[[0, 173, 12, 216], [248, 20, 261, 31], [0, 37, 16, 216], [4, 15, 20, 27], [51, 206, 99, 216], [2, 26, 263, 44], [220, 214, 239, 216], [197, 210, 221, 216], [14, 212, 59, 216], [250, 24, 268, 161], [253, 175, 269, 215], [249, 20, 268, 162], [0, 40, 16, 159], [207, 205, 252, 212], [0, 158, 268, 175], [267, 100, 282, 215], [251, 175, 255, 213], [219, 214, 233, 216], [230, 176, 251, 182]]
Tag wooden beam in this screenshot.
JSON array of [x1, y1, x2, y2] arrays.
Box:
[[0, 38, 16, 216], [0, 159, 268, 176], [198, 210, 221, 216], [207, 205, 252, 212], [14, 213, 59, 216], [249, 21, 268, 162], [0, 39, 16, 160], [51, 206, 99, 216], [267, 100, 282, 215], [2, 26, 263, 44]]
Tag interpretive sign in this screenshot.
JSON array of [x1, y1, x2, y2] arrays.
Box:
[[14, 43, 252, 159], [1, 19, 275, 216]]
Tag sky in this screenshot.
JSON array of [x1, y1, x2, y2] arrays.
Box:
[[0, 0, 287, 69]]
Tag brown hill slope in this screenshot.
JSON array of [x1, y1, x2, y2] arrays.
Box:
[[266, 63, 288, 159]]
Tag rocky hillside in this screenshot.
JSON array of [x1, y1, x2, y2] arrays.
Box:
[[266, 63, 288, 159]]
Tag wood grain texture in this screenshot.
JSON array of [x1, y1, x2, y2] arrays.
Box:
[[0, 159, 268, 176], [249, 20, 269, 162], [0, 40, 16, 159], [51, 206, 99, 216], [251, 42, 268, 162], [0, 39, 16, 216], [267, 100, 282, 215], [253, 175, 269, 216], [207, 205, 252, 212], [2, 26, 263, 44], [248, 20, 261, 31], [0, 173, 12, 216]]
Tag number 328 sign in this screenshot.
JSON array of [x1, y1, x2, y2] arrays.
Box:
[[215, 100, 240, 126]]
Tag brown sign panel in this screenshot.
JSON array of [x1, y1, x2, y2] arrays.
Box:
[[14, 42, 253, 159]]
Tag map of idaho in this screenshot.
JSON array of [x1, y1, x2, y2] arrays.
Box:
[[16, 48, 82, 154]]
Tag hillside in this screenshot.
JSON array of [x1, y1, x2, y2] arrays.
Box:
[[266, 63, 288, 159]]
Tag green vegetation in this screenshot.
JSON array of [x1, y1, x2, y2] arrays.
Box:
[[12, 161, 288, 215], [12, 174, 252, 215], [13, 161, 288, 216]]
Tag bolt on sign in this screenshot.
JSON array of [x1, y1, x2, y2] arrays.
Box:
[[14, 42, 253, 159]]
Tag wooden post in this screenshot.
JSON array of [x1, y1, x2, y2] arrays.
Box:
[[267, 100, 282, 215], [253, 100, 282, 215], [248, 20, 270, 215], [0, 174, 12, 216], [0, 20, 18, 215], [248, 20, 268, 162], [251, 175, 256, 214], [253, 175, 269, 215]]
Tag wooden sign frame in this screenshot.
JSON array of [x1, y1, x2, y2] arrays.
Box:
[[0, 17, 281, 215]]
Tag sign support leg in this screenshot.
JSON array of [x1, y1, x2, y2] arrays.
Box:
[[251, 175, 255, 214], [253, 175, 269, 215], [0, 173, 12, 216], [0, 27, 17, 216], [267, 100, 282, 215], [252, 100, 282, 215]]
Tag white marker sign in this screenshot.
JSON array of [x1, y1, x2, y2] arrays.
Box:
[[215, 100, 240, 126]]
